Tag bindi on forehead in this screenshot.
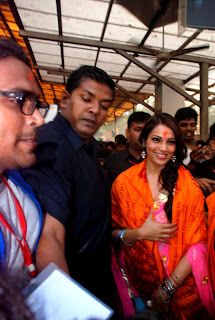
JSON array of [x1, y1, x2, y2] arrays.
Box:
[[28, 71, 34, 82], [163, 130, 168, 139]]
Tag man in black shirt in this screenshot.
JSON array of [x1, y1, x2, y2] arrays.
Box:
[[175, 107, 215, 195], [193, 123, 215, 196], [21, 66, 115, 307], [104, 111, 151, 184]]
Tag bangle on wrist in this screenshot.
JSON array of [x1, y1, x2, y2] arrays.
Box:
[[157, 285, 170, 304], [164, 278, 177, 297], [116, 230, 123, 242], [171, 272, 183, 287], [157, 278, 177, 304], [118, 229, 133, 245]]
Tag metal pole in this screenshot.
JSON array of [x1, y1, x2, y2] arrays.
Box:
[[200, 62, 209, 140]]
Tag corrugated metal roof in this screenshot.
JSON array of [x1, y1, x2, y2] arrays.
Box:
[[1, 0, 215, 122]]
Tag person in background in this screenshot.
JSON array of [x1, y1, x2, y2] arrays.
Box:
[[0, 37, 48, 279], [21, 65, 116, 308], [115, 134, 125, 144], [112, 113, 214, 319], [106, 141, 116, 153], [97, 141, 111, 166], [175, 107, 215, 196], [115, 134, 127, 151], [104, 111, 151, 184], [175, 107, 207, 168], [192, 123, 215, 197]]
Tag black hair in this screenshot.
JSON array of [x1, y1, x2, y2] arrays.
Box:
[[139, 113, 187, 222], [0, 37, 31, 68], [66, 65, 115, 98], [127, 111, 151, 129], [115, 135, 126, 146], [106, 141, 116, 151], [115, 134, 126, 144], [210, 123, 215, 140], [175, 107, 198, 123], [0, 272, 34, 320], [97, 141, 111, 160]]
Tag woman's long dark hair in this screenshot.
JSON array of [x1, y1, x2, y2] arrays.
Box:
[[139, 113, 187, 222]]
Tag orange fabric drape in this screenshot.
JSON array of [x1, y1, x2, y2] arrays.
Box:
[[112, 160, 208, 320], [207, 192, 215, 293]]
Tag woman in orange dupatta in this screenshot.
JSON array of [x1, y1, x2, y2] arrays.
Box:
[[112, 113, 214, 320], [207, 192, 215, 293]]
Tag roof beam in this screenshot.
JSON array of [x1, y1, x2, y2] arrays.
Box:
[[139, 0, 173, 46], [51, 84, 57, 103], [128, 0, 173, 90], [200, 62, 209, 140], [0, 7, 15, 39], [95, 0, 114, 66], [137, 30, 203, 92], [116, 49, 201, 107], [209, 82, 215, 89], [56, 0, 65, 84], [186, 87, 215, 96], [34, 64, 157, 84], [19, 30, 215, 65], [115, 84, 157, 113], [178, 30, 202, 51], [115, 96, 129, 110], [8, 0, 45, 98], [183, 71, 200, 84], [108, 96, 130, 118], [116, 0, 169, 84], [41, 80, 66, 86], [136, 60, 169, 93]]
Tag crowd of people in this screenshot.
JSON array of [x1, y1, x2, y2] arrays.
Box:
[[0, 36, 215, 320]]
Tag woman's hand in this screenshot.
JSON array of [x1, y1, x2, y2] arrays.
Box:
[[136, 209, 178, 243], [151, 288, 170, 313], [120, 209, 178, 244]]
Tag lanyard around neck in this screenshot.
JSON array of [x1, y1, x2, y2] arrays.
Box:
[[0, 177, 36, 278]]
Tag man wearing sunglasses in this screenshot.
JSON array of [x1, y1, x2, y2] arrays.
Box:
[[0, 37, 49, 279]]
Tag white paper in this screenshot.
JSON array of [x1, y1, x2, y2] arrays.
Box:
[[25, 263, 113, 320]]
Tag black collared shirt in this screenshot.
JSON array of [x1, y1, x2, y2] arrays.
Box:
[[21, 113, 112, 304], [104, 145, 143, 184], [193, 158, 215, 181]]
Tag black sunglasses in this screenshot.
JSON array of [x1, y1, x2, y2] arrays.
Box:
[[0, 90, 50, 117]]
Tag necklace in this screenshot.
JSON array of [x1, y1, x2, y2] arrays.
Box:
[[154, 190, 169, 210]]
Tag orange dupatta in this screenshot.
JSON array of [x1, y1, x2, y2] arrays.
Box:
[[206, 192, 215, 293], [112, 160, 208, 319]]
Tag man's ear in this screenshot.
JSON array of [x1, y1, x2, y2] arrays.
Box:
[[60, 90, 70, 110]]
